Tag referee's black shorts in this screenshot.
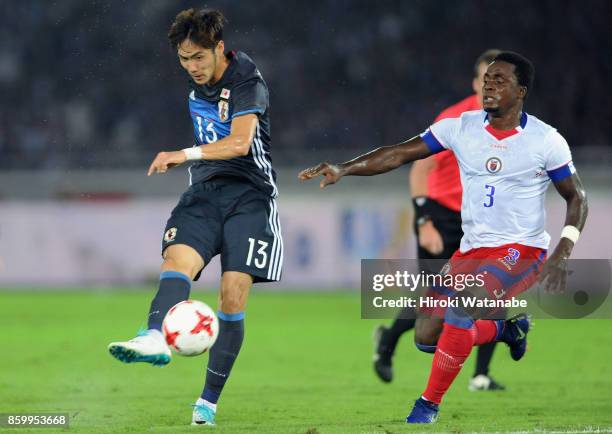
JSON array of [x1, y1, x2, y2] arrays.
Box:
[[414, 199, 462, 275]]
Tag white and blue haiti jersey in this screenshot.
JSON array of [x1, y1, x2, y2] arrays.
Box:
[[187, 51, 277, 197], [421, 110, 575, 252]]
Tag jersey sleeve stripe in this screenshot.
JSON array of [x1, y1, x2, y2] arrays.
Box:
[[421, 129, 446, 154], [232, 108, 264, 119], [547, 159, 572, 171], [547, 161, 576, 182], [253, 125, 278, 197]]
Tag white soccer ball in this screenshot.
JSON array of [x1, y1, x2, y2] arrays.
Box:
[[162, 300, 219, 356]]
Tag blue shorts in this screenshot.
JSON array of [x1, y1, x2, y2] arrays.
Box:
[[162, 177, 283, 283]]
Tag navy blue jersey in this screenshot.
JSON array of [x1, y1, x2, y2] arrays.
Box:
[[186, 51, 277, 197]]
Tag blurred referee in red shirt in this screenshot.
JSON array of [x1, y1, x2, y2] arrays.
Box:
[[374, 49, 506, 392]]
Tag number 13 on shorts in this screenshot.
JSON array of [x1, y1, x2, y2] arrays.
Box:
[[246, 237, 268, 269]]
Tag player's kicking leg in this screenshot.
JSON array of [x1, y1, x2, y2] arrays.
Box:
[[192, 271, 251, 426], [108, 244, 203, 366]]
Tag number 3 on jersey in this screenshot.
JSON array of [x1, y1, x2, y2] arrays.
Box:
[[483, 184, 495, 208], [246, 238, 268, 269]]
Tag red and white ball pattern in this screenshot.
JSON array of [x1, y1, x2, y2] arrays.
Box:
[[162, 300, 219, 356]]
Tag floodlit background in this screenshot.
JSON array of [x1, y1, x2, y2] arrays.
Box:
[[0, 0, 610, 288]]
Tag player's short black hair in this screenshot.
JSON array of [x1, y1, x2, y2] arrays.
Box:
[[493, 51, 535, 97], [168, 8, 226, 49], [473, 49, 501, 77]]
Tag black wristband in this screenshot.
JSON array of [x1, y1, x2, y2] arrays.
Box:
[[412, 196, 437, 226]]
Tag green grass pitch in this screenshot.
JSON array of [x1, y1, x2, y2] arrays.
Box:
[[1, 290, 611, 433]]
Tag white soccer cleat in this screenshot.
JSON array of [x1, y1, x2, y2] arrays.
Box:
[[191, 402, 216, 426], [108, 329, 171, 366], [468, 374, 506, 391]]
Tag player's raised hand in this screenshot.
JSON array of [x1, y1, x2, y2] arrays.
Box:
[[147, 151, 187, 176], [298, 162, 344, 188]]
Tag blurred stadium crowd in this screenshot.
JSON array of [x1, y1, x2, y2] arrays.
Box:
[[1, 0, 610, 169]]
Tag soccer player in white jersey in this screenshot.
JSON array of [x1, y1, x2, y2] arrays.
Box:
[[299, 51, 588, 423]]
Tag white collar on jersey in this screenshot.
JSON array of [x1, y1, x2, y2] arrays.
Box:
[[483, 111, 528, 130]]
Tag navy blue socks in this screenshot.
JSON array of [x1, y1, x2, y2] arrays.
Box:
[[147, 271, 191, 330], [201, 312, 245, 404]]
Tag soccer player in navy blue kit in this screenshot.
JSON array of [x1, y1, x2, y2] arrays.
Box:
[[108, 9, 283, 426]]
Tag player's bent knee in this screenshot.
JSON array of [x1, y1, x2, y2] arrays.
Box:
[[220, 294, 243, 314], [414, 331, 439, 349], [162, 244, 204, 280], [414, 318, 443, 349], [415, 341, 437, 353], [219, 287, 248, 313]]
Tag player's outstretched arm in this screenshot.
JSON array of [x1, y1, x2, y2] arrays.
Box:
[[298, 135, 432, 188], [147, 114, 258, 176], [538, 173, 588, 292]]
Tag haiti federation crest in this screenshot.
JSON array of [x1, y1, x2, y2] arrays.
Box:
[[485, 157, 503, 174]]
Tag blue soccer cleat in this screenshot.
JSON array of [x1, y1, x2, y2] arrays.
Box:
[[500, 313, 531, 361], [192, 403, 216, 426], [406, 397, 439, 423], [108, 329, 171, 366]]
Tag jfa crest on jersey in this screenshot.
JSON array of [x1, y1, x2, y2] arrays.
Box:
[[421, 110, 576, 252], [218, 88, 230, 121]]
